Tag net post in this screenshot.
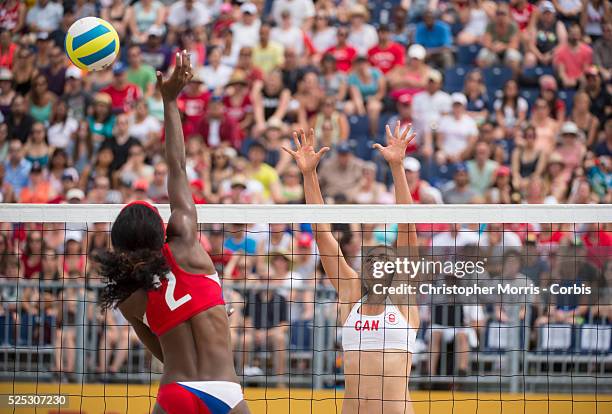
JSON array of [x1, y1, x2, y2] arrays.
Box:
[[75, 293, 86, 384], [312, 299, 325, 389], [509, 304, 520, 393]]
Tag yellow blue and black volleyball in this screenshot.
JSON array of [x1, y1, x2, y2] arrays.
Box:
[[65, 17, 120, 71]]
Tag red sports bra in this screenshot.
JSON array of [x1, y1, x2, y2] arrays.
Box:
[[144, 243, 225, 336]]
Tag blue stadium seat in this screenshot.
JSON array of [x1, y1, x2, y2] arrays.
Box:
[[0, 314, 15, 346], [522, 65, 555, 79], [520, 88, 539, 114], [348, 115, 370, 141], [443, 65, 473, 93], [483, 66, 513, 93], [377, 112, 394, 138], [457, 44, 482, 66], [558, 88, 577, 116], [371, 1, 398, 24]]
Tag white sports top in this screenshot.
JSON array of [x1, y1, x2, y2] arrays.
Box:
[[342, 297, 417, 352]]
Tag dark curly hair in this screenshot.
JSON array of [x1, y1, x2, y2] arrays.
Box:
[[96, 202, 168, 310]]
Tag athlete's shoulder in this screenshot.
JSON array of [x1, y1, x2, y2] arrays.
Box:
[[118, 288, 148, 321]]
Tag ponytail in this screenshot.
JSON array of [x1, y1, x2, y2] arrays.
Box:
[[96, 248, 169, 310]]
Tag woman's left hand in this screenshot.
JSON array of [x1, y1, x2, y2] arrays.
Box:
[[373, 120, 416, 166]]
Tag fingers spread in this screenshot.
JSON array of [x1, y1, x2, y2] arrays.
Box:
[[308, 128, 315, 147], [401, 123, 411, 141], [282, 146, 297, 156], [372, 143, 383, 151], [175, 52, 182, 73], [292, 131, 301, 149], [317, 146, 330, 156]]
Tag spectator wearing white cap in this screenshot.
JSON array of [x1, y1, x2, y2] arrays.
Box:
[[403, 156, 443, 204], [437, 93, 478, 163], [167, 0, 210, 43], [411, 69, 452, 151], [272, 0, 316, 29], [63, 67, 90, 122], [476, 3, 522, 72], [387, 44, 430, 94], [231, 3, 261, 50], [0, 68, 15, 109], [556, 121, 587, 183], [140, 25, 172, 73]]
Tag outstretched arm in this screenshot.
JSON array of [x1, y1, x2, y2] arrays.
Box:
[[372, 122, 418, 251], [283, 130, 360, 299], [156, 51, 197, 243]]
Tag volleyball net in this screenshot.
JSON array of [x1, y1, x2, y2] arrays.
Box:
[[0, 204, 611, 414]]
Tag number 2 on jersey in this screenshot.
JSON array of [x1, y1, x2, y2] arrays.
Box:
[[165, 272, 192, 310]]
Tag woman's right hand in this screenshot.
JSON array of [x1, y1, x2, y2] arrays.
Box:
[[282, 128, 329, 174]]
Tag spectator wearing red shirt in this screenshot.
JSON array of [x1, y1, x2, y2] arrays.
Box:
[[0, 28, 16, 69], [0, 0, 26, 34], [554, 24, 593, 88], [368, 24, 405, 74], [581, 223, 612, 268], [190, 179, 207, 204], [234, 46, 264, 91], [101, 62, 142, 113], [171, 29, 207, 68], [197, 95, 242, 149], [223, 70, 254, 137], [325, 26, 357, 73], [177, 73, 210, 139], [511, 0, 537, 32], [212, 3, 234, 38]]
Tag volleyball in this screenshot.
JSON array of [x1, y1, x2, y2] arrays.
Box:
[[65, 17, 119, 71]]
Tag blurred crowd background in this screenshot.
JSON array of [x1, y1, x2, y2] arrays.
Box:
[[0, 0, 611, 387]]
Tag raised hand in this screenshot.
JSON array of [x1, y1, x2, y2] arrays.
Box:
[[282, 128, 330, 174], [373, 121, 416, 166], [156, 50, 193, 102]]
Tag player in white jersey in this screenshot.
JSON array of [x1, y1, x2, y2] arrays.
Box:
[[283, 123, 419, 414]]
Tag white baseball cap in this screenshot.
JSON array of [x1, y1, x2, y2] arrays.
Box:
[[451, 92, 467, 106], [66, 188, 85, 201], [408, 44, 426, 60], [65, 230, 83, 243], [403, 157, 421, 172], [240, 2, 257, 15], [65, 66, 82, 80]]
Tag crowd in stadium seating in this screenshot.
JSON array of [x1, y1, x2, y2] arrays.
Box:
[[0, 0, 611, 383]]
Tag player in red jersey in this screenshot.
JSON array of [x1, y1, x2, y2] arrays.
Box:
[[96, 51, 250, 414]]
